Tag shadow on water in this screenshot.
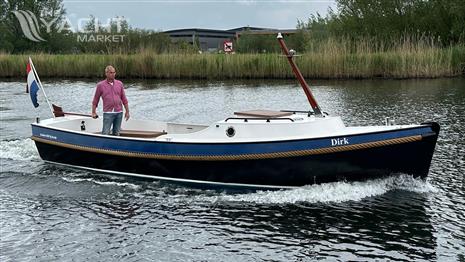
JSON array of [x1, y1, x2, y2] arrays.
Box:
[[59, 171, 437, 261], [52, 185, 437, 260], [1, 163, 438, 260], [194, 192, 436, 260]]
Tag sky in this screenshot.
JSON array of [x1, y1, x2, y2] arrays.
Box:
[[62, 0, 336, 31]]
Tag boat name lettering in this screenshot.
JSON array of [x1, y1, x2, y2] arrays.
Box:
[[331, 137, 349, 146], [39, 133, 57, 140]]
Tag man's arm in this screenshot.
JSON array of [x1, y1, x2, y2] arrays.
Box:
[[91, 85, 101, 118], [123, 102, 130, 121], [120, 82, 130, 121], [91, 104, 98, 118]]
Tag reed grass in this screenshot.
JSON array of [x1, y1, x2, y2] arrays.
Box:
[[1, 38, 463, 79]]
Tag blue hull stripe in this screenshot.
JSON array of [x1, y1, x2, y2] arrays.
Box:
[[31, 125, 433, 156]]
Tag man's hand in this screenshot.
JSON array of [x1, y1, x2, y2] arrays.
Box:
[[92, 112, 98, 119], [125, 111, 130, 121]]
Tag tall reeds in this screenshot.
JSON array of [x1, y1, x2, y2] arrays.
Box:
[[1, 37, 463, 79]]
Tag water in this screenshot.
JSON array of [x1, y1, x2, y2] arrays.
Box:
[[1, 78, 464, 261]]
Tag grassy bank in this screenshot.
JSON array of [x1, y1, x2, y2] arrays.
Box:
[[1, 44, 464, 79]]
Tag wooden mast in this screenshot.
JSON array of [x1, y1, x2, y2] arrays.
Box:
[[277, 33, 322, 116]]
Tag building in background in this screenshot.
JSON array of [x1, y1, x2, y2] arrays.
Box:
[[163, 27, 297, 52]]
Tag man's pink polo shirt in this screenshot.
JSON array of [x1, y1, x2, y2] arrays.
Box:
[[92, 79, 128, 113]]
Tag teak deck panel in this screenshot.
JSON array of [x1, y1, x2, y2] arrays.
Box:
[[119, 130, 167, 138], [234, 110, 293, 118]]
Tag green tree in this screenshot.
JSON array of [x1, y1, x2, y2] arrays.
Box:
[[0, 0, 74, 53], [0, 0, 15, 52], [305, 0, 465, 45]]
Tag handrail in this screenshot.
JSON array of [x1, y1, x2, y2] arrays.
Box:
[[280, 110, 315, 116], [224, 117, 295, 122]]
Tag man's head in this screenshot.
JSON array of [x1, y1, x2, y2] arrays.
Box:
[[105, 65, 116, 81]]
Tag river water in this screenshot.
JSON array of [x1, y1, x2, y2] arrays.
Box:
[[1, 78, 464, 261]]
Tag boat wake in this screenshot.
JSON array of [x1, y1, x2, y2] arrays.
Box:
[[52, 170, 438, 205], [206, 175, 439, 204], [0, 138, 39, 161], [61, 176, 142, 190]]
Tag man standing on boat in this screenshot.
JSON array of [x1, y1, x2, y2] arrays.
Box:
[[92, 65, 130, 135]]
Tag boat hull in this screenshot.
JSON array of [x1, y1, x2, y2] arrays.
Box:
[[32, 122, 440, 188]]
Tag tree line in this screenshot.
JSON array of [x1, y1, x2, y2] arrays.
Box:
[[1, 0, 464, 54], [325, 0, 464, 44], [0, 0, 196, 54], [237, 0, 464, 53]]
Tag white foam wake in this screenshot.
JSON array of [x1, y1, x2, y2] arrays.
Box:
[[208, 175, 438, 204], [0, 138, 40, 161], [61, 177, 141, 190]]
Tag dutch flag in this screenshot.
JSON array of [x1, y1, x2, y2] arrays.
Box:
[[26, 58, 40, 108]]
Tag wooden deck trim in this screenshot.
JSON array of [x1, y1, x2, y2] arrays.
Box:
[[234, 110, 293, 118], [119, 130, 167, 138]]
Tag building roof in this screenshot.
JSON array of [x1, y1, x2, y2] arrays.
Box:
[[163, 28, 236, 35], [163, 27, 297, 35], [226, 26, 273, 32], [235, 29, 298, 36]]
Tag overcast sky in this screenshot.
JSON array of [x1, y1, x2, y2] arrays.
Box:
[[63, 0, 336, 31]]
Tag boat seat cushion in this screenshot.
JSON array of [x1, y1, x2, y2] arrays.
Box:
[[119, 130, 167, 138]]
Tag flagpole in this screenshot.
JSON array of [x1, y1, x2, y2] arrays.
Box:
[[29, 57, 55, 118]]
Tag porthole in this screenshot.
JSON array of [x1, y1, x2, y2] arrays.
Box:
[[226, 127, 235, 137]]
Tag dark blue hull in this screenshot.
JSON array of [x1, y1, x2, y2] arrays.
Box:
[[31, 122, 439, 188]]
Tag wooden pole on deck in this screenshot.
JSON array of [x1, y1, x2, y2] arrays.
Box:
[[277, 33, 322, 116]]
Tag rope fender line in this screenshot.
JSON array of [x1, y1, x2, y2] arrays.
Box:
[[31, 135, 423, 161]]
